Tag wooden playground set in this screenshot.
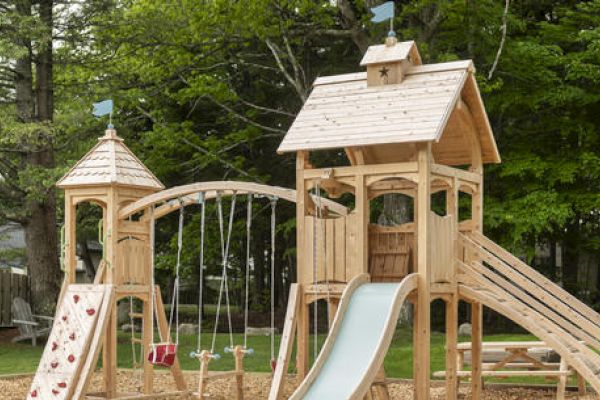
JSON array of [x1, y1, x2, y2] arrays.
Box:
[[25, 37, 600, 399]]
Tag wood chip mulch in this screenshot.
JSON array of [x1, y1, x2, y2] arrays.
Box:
[[0, 370, 597, 399]]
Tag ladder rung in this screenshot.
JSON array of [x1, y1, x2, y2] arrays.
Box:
[[129, 312, 144, 319], [131, 338, 143, 344]]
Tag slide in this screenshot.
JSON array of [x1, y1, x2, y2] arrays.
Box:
[[458, 232, 600, 393], [290, 273, 418, 400], [27, 284, 114, 400]]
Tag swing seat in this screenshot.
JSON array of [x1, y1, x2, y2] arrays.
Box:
[[148, 343, 178, 367]]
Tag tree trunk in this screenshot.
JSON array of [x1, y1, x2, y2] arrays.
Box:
[[15, 0, 61, 314]]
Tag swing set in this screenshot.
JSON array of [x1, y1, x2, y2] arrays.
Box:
[[144, 190, 280, 398]]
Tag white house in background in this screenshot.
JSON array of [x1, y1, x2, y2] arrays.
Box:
[[0, 221, 101, 282], [0, 222, 26, 269]]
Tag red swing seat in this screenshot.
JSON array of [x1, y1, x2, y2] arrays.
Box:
[[148, 342, 178, 367]]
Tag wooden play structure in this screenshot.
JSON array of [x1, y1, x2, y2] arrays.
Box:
[[269, 37, 600, 400], [28, 36, 600, 399]]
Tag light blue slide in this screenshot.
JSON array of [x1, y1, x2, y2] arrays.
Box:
[[290, 273, 418, 400]]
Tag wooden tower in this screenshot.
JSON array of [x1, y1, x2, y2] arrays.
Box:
[[55, 128, 186, 398], [277, 38, 500, 399]]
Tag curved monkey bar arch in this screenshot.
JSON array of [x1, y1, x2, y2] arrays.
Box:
[[119, 181, 348, 221]]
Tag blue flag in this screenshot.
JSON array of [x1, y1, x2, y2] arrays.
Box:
[[92, 99, 113, 117], [371, 1, 394, 23]]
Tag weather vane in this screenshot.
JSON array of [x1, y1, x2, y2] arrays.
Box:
[[92, 99, 114, 129], [370, 1, 396, 38]]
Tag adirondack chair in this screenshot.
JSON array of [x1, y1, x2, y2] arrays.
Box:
[[11, 297, 53, 346]]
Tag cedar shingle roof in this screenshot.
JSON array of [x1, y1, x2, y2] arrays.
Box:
[[57, 129, 164, 190], [278, 40, 500, 165]]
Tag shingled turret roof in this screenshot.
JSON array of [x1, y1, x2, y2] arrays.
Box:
[[57, 129, 164, 190]]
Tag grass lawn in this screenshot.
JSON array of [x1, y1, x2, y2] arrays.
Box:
[[0, 328, 547, 384]]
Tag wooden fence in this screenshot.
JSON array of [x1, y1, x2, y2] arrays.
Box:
[[0, 268, 29, 326]]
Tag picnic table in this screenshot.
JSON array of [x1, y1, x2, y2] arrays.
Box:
[[434, 341, 586, 400]]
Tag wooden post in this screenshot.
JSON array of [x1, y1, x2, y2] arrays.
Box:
[[557, 358, 567, 400], [297, 301, 310, 378], [445, 175, 459, 400], [371, 366, 390, 400], [197, 351, 211, 398], [445, 295, 458, 400], [269, 284, 299, 400], [142, 295, 154, 394], [154, 286, 187, 391], [234, 345, 245, 400], [414, 142, 431, 400], [64, 194, 77, 284], [103, 188, 119, 398], [470, 301, 483, 399], [355, 173, 369, 273], [296, 151, 310, 378]]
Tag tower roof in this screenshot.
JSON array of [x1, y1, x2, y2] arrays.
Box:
[[57, 129, 165, 190]]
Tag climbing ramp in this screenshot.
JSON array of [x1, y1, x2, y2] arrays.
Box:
[[458, 232, 600, 393], [27, 285, 114, 400], [289, 273, 418, 400]]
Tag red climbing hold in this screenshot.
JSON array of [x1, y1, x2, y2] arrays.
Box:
[[270, 359, 277, 372], [52, 342, 58, 351], [58, 382, 67, 388], [30, 390, 37, 397], [68, 354, 75, 363], [52, 389, 59, 395], [86, 308, 95, 316], [69, 333, 76, 341], [61, 315, 67, 322], [50, 361, 58, 369], [73, 294, 80, 303]]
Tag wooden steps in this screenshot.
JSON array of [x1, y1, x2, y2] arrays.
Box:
[[458, 232, 600, 395]]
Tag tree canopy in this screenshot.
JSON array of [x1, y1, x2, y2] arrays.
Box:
[[0, 0, 598, 310]]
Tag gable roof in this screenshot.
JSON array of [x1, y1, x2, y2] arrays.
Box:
[[277, 53, 500, 165], [57, 129, 165, 190], [360, 40, 422, 66]]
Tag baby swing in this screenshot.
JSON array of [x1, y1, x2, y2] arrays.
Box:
[[148, 201, 185, 367]]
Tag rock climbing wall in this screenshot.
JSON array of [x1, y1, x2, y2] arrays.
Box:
[[27, 285, 112, 399]]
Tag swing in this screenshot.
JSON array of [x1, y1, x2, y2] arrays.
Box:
[[148, 202, 184, 367]]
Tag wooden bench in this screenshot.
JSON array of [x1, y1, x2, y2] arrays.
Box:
[[434, 341, 586, 399]]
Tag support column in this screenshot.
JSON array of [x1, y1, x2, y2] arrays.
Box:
[[103, 187, 118, 398], [471, 301, 483, 399], [355, 173, 369, 273], [297, 300, 310, 378], [445, 176, 460, 399], [445, 295, 458, 400], [142, 296, 154, 394], [295, 151, 310, 378], [414, 142, 431, 400], [63, 194, 77, 284]]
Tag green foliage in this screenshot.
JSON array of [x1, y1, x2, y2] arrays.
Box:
[[0, 0, 598, 307]]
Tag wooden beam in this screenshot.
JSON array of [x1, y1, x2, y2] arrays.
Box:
[[470, 301, 483, 400], [269, 284, 300, 400], [296, 151, 310, 379], [414, 142, 431, 400], [431, 164, 481, 184], [119, 180, 347, 220], [445, 294, 458, 400], [356, 173, 369, 274], [303, 162, 418, 180]]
